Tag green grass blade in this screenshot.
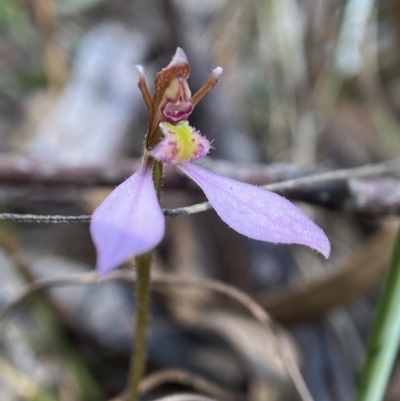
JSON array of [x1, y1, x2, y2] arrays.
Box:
[[354, 224, 400, 401]]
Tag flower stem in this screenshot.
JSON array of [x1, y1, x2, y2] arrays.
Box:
[[126, 160, 163, 401], [126, 252, 152, 401], [152, 159, 163, 199]]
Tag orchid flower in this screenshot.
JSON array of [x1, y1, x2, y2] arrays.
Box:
[[90, 48, 330, 275]]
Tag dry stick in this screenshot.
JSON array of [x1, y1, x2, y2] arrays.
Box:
[[0, 155, 394, 189], [0, 156, 142, 186], [0, 271, 314, 401], [0, 156, 391, 188], [0, 158, 398, 223]]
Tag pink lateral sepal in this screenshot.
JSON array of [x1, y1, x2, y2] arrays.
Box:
[[90, 161, 165, 275], [178, 162, 331, 258]]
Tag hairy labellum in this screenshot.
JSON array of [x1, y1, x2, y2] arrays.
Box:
[[149, 121, 210, 163]]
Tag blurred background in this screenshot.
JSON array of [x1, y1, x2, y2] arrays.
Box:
[[0, 0, 400, 400]]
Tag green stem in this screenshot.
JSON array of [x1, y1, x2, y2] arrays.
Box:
[[125, 159, 163, 401], [354, 224, 400, 401], [152, 159, 163, 199], [126, 252, 152, 401]]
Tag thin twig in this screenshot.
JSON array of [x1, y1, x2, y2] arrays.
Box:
[[139, 369, 244, 401], [261, 158, 399, 192], [0, 159, 399, 223], [0, 271, 314, 401], [0, 213, 92, 223]]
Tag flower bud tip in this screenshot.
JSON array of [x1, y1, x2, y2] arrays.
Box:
[[171, 47, 188, 65]]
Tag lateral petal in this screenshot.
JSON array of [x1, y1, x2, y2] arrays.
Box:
[[90, 161, 165, 275], [178, 163, 330, 258]]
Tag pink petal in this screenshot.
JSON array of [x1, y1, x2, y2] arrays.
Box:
[[178, 163, 330, 258], [90, 161, 165, 275]]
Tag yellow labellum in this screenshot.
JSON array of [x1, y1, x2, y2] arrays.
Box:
[[150, 121, 210, 163]]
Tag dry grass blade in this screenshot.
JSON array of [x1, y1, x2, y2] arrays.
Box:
[[139, 369, 244, 401], [110, 393, 221, 401], [150, 394, 220, 401]]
